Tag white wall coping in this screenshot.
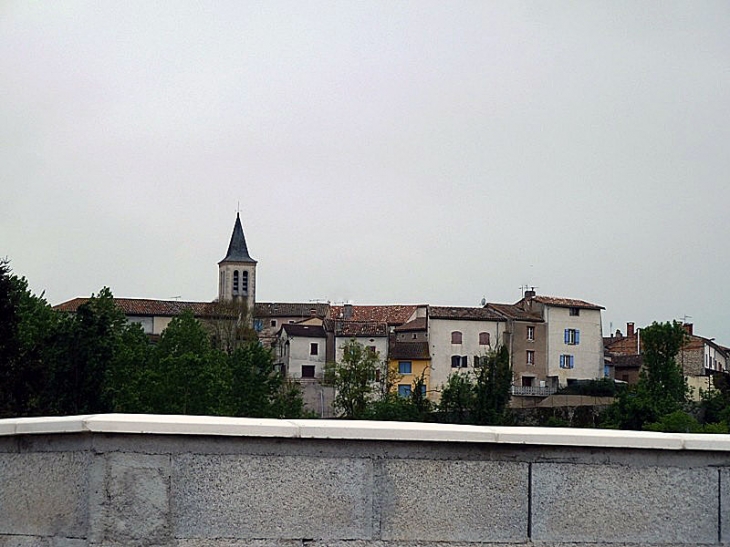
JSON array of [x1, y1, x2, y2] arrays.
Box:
[[0, 414, 729, 452]]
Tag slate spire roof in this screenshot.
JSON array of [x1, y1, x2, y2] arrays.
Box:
[[220, 213, 256, 264]]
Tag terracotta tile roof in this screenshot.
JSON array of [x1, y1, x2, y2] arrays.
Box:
[[523, 295, 604, 310], [254, 302, 330, 318], [394, 317, 427, 332], [329, 305, 417, 325], [331, 320, 388, 337], [486, 303, 543, 322], [281, 323, 326, 338], [428, 306, 505, 321], [54, 297, 217, 317], [389, 341, 431, 360]]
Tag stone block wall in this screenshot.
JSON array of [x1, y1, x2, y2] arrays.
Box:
[[0, 415, 729, 546]]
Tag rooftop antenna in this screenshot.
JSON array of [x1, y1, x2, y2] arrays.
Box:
[[680, 314, 692, 324], [169, 296, 181, 301]]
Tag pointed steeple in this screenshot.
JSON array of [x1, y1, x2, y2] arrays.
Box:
[[220, 213, 256, 264]]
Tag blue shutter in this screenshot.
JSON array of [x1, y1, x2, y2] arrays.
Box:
[[575, 330, 580, 345], [564, 329, 569, 344], [569, 355, 574, 369], [560, 355, 565, 368]]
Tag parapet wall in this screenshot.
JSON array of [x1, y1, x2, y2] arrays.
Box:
[[1, 415, 729, 546]]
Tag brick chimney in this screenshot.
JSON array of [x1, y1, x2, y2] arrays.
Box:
[[343, 303, 353, 320], [683, 323, 693, 336], [627, 322, 635, 337]]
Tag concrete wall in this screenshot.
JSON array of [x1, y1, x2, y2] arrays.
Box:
[[1, 414, 730, 546]]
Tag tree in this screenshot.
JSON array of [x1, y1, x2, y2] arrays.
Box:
[[324, 339, 382, 419], [0, 260, 57, 417], [45, 287, 131, 415], [473, 346, 512, 425], [640, 321, 688, 412], [438, 371, 475, 424], [147, 310, 228, 415], [204, 299, 258, 354], [603, 321, 688, 430]]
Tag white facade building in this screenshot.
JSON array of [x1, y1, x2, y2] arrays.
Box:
[[516, 293, 605, 388], [276, 323, 327, 380], [427, 306, 508, 393]]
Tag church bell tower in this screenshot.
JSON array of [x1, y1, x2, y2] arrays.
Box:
[[218, 213, 257, 313]]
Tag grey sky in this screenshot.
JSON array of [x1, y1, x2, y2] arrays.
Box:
[[2, 1, 729, 341]]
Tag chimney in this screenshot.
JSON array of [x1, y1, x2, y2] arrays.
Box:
[[524, 290, 536, 299], [627, 322, 635, 337], [343, 303, 353, 320], [683, 323, 693, 336]]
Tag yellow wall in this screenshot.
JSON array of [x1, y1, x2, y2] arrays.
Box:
[[388, 359, 434, 400]]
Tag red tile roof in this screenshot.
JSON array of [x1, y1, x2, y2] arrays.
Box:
[[389, 341, 430, 360], [394, 317, 428, 332], [281, 324, 326, 338], [328, 305, 417, 325], [331, 320, 388, 337], [486, 303, 543, 322], [254, 302, 329, 318], [522, 295, 604, 310], [54, 297, 217, 317], [428, 306, 505, 321]]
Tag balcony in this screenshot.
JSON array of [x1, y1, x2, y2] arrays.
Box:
[[511, 385, 557, 397]]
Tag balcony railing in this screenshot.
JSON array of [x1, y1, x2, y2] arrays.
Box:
[[511, 385, 557, 397]]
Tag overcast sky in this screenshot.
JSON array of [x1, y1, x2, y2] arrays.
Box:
[[2, 1, 729, 341]]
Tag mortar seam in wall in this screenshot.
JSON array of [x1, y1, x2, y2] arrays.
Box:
[[718, 468, 722, 544], [527, 461, 533, 540]]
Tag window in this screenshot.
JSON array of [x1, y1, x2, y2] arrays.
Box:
[[242, 271, 249, 295], [474, 355, 482, 368], [253, 319, 263, 332], [398, 384, 412, 397], [451, 331, 462, 344], [451, 355, 468, 368], [367, 345, 377, 355], [233, 270, 239, 294], [560, 355, 575, 369], [527, 326, 535, 341], [301, 365, 315, 378], [564, 329, 580, 345], [270, 320, 277, 328], [310, 343, 318, 356], [569, 307, 580, 316], [479, 332, 490, 346], [526, 350, 535, 365], [398, 361, 412, 374]]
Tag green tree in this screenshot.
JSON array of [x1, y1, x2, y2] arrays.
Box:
[[438, 371, 476, 424], [324, 339, 382, 419], [227, 342, 299, 417], [473, 346, 512, 425], [0, 260, 58, 416], [45, 287, 130, 415], [641, 321, 688, 412], [603, 321, 688, 430], [147, 310, 228, 415]]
